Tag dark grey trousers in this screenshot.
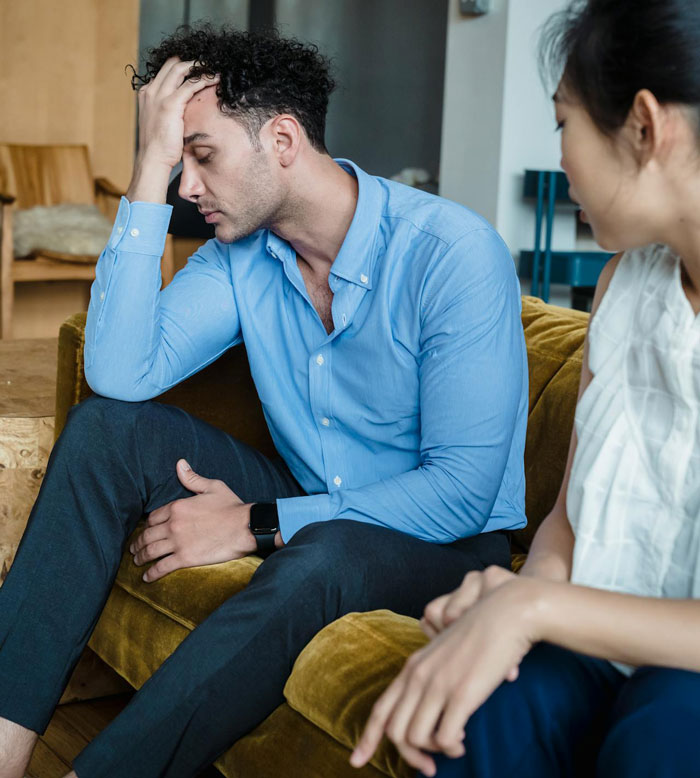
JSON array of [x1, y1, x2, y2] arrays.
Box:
[[0, 395, 510, 777]]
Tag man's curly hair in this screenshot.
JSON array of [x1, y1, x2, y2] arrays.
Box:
[[132, 24, 336, 152]]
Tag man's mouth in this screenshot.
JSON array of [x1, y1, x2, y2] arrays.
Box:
[[199, 209, 220, 224]]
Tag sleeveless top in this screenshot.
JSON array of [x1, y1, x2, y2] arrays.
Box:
[[568, 245, 700, 626]]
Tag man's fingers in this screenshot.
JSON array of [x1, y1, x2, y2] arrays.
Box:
[[176, 459, 211, 494], [150, 58, 197, 96], [350, 677, 406, 767], [129, 522, 169, 555], [143, 552, 181, 582], [146, 501, 173, 527], [133, 538, 176, 566]]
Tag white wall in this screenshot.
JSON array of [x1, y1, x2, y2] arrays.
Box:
[[439, 0, 575, 260]]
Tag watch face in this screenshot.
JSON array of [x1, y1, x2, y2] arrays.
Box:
[[250, 502, 279, 534]]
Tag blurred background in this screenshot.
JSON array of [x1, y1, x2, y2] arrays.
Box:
[[0, 0, 594, 340]]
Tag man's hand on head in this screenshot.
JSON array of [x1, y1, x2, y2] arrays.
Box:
[[127, 57, 219, 203], [129, 459, 257, 583]]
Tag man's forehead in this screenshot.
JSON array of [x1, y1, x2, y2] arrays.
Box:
[[182, 85, 225, 137]]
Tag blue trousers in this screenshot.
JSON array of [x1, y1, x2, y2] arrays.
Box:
[[0, 395, 510, 777], [424, 642, 700, 778]]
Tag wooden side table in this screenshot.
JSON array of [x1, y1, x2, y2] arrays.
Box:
[[0, 338, 56, 582]]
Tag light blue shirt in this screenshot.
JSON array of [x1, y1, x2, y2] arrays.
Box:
[[85, 159, 528, 543]]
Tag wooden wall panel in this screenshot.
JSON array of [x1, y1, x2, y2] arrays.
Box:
[[0, 0, 138, 191]]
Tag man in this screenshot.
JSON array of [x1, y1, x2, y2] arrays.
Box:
[[0, 25, 527, 778]]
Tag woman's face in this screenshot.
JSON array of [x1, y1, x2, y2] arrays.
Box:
[[554, 85, 657, 252]]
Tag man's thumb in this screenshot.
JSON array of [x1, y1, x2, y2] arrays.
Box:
[[177, 459, 208, 493]]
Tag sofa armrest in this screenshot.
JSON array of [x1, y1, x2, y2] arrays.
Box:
[[55, 313, 277, 458], [94, 177, 125, 199]]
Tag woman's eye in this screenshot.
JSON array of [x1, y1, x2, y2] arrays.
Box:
[[555, 120, 565, 132]]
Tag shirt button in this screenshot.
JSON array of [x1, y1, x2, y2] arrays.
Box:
[[360, 274, 368, 284], [321, 417, 330, 427], [130, 228, 140, 238], [316, 354, 324, 366], [99, 292, 105, 301], [116, 226, 123, 234], [342, 314, 347, 326], [333, 475, 342, 487]]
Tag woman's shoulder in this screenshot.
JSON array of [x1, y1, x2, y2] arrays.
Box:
[[591, 244, 671, 322]]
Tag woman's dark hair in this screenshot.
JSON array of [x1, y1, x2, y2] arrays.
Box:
[[539, 0, 700, 135], [132, 24, 336, 152]]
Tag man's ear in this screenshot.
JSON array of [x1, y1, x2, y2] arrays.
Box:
[[268, 114, 302, 166], [627, 88, 667, 165]]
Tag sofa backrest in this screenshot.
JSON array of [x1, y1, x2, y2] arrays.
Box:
[[515, 296, 588, 552], [55, 297, 589, 553]]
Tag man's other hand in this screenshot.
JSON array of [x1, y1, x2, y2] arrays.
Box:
[[129, 459, 257, 582]]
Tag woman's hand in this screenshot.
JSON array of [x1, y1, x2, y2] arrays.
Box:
[[350, 577, 545, 776], [421, 564, 517, 638]]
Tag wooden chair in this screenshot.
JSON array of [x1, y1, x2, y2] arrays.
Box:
[[0, 144, 175, 339]]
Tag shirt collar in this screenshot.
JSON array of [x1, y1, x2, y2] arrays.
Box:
[[264, 158, 383, 290]]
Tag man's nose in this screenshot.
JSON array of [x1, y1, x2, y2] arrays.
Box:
[[179, 164, 205, 202]]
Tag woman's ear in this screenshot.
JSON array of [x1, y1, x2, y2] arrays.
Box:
[[627, 88, 666, 165]]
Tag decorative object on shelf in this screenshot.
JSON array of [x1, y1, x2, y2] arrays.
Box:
[[519, 169, 613, 310], [460, 0, 490, 15]]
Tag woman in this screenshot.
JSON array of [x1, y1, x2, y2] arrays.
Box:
[[350, 1, 700, 776]]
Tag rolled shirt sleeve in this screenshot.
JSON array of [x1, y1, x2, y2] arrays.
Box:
[[85, 197, 242, 401]]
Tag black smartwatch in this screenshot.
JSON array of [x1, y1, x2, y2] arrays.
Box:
[[249, 502, 279, 558]]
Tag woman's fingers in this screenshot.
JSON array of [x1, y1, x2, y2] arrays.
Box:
[[422, 594, 450, 635], [350, 675, 406, 767], [442, 571, 484, 627]]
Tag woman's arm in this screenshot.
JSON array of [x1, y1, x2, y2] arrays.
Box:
[[520, 252, 623, 581], [534, 580, 700, 672]]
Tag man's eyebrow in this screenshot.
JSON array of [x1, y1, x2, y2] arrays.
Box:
[[183, 132, 211, 145]]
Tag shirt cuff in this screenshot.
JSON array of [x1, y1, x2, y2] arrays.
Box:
[[276, 493, 332, 543], [108, 196, 173, 256]]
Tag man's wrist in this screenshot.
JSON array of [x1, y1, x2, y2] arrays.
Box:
[[242, 504, 258, 555], [126, 152, 173, 204]]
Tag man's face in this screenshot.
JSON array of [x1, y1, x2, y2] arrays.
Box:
[[179, 86, 282, 243]]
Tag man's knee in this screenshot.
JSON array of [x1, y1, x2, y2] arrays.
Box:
[[59, 395, 155, 458], [64, 395, 152, 436]]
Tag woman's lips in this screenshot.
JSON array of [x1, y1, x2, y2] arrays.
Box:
[[579, 209, 588, 224]]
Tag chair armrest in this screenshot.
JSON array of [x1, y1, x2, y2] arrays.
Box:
[[55, 313, 277, 458], [94, 177, 125, 199], [0, 192, 15, 205]]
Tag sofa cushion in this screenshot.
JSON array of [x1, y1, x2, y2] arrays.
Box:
[[518, 296, 588, 552], [284, 610, 428, 778]]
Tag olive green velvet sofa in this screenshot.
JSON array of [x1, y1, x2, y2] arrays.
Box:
[[54, 295, 588, 778]]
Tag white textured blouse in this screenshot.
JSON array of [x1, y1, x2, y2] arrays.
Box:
[[568, 244, 700, 619]]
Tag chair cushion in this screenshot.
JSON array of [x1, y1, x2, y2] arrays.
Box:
[[284, 610, 428, 778], [13, 203, 110, 260]]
